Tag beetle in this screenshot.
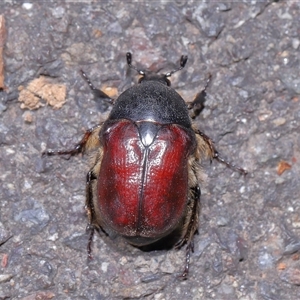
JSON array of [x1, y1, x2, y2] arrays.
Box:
[[43, 53, 246, 278]]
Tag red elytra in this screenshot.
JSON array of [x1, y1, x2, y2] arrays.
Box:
[[98, 119, 195, 241]]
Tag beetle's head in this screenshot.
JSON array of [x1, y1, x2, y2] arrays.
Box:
[[126, 52, 188, 87]]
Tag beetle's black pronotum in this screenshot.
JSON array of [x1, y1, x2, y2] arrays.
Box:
[[44, 53, 247, 278]]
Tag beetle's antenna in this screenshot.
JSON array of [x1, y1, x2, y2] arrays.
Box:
[[126, 52, 145, 76], [165, 55, 188, 78]]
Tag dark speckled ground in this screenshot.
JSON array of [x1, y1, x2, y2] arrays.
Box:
[[0, 1, 300, 299]]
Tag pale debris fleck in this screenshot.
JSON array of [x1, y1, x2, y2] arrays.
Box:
[[18, 76, 67, 110]]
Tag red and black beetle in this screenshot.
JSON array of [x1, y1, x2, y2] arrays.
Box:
[[44, 53, 246, 278]]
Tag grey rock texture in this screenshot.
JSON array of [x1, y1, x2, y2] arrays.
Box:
[[0, 1, 299, 299]]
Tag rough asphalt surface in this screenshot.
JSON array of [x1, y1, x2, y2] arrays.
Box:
[[0, 1, 300, 299]]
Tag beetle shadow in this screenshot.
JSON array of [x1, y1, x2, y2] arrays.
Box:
[[135, 227, 183, 253]]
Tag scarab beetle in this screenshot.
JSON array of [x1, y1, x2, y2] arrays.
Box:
[[44, 53, 246, 278]]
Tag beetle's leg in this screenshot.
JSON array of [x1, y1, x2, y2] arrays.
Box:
[[80, 70, 114, 105], [85, 148, 107, 259], [86, 224, 95, 260], [42, 124, 102, 158], [194, 129, 247, 176], [213, 150, 247, 175], [175, 186, 200, 249], [175, 185, 200, 279], [86, 170, 97, 225], [85, 169, 97, 259], [182, 239, 194, 279], [187, 74, 212, 119]]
